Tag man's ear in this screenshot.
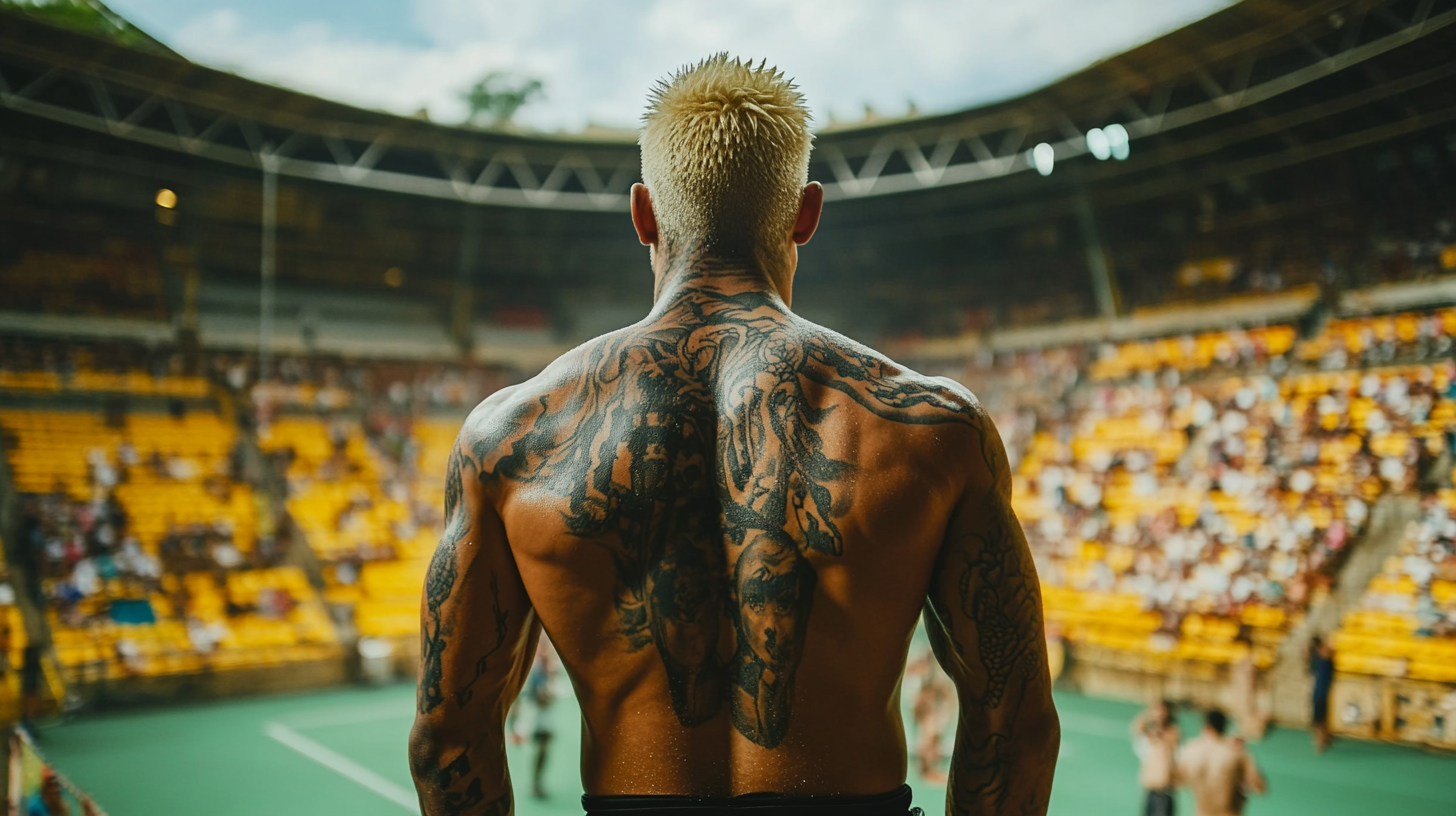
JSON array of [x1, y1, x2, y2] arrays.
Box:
[[791, 182, 824, 246], [631, 183, 658, 246]]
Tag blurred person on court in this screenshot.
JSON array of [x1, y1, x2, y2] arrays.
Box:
[[1177, 710, 1265, 816], [1230, 633, 1268, 741], [906, 647, 953, 784], [1308, 635, 1336, 753], [408, 54, 1059, 816], [1131, 699, 1180, 816], [523, 639, 560, 800]]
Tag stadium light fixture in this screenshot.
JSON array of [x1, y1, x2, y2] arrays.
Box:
[[1031, 143, 1055, 176], [1085, 128, 1112, 161], [155, 188, 177, 209], [1104, 124, 1130, 160]]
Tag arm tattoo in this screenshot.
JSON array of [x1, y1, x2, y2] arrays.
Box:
[[948, 732, 1015, 813], [454, 573, 509, 708], [419, 536, 459, 715], [473, 284, 974, 747], [423, 444, 512, 715], [430, 749, 511, 816], [932, 497, 1050, 815], [957, 518, 1040, 711], [441, 445, 469, 547]]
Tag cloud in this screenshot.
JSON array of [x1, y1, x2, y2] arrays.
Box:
[[166, 0, 1234, 132]]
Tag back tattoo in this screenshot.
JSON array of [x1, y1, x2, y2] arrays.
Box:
[[470, 284, 974, 748]]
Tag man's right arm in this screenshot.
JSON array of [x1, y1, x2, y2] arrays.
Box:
[[409, 420, 541, 816], [923, 413, 1060, 816]]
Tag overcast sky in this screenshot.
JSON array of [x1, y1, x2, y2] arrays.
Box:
[[108, 0, 1236, 133]]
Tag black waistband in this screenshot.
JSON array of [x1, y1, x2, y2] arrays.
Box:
[[582, 784, 918, 816]]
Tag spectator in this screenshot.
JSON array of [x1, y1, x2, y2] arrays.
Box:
[[1308, 635, 1336, 753], [25, 767, 69, 816]]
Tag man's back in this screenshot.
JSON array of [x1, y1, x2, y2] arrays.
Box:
[[461, 285, 978, 794], [1179, 733, 1260, 816]]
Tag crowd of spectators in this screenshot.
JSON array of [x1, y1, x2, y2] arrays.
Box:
[[3, 300, 1456, 685], [229, 351, 514, 415], [13, 430, 267, 628], [19, 492, 160, 626], [0, 336, 517, 416], [1334, 491, 1456, 680], [923, 308, 1456, 671], [1375, 496, 1456, 638], [1, 404, 336, 680], [1016, 366, 1450, 621]]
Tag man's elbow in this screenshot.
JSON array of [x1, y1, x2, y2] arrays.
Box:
[[408, 717, 448, 786]]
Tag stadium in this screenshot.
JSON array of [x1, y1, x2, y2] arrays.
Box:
[[0, 0, 1454, 813]]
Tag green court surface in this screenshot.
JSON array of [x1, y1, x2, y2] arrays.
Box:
[[34, 684, 1456, 816]]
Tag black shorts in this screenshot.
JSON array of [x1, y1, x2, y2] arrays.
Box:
[[1145, 788, 1175, 816], [583, 784, 919, 816]]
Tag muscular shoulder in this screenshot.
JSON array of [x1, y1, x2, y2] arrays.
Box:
[[796, 319, 1011, 495], [455, 331, 627, 472], [793, 316, 989, 427]]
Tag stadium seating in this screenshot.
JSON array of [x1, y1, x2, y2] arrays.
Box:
[[2, 304, 1454, 698], [258, 413, 458, 645], [0, 370, 209, 399], [0, 248, 165, 319], [0, 406, 338, 682], [1334, 488, 1456, 684], [990, 309, 1456, 673], [0, 536, 31, 722]]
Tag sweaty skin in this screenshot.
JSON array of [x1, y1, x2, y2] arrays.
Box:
[[409, 189, 1059, 816]]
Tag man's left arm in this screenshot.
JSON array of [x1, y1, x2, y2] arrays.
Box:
[[1242, 749, 1267, 796], [409, 435, 541, 816], [923, 411, 1060, 816]]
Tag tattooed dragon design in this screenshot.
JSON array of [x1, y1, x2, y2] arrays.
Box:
[[473, 286, 973, 747]]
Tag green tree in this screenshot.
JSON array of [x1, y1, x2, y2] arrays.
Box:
[[462, 73, 544, 127], [0, 0, 176, 55]]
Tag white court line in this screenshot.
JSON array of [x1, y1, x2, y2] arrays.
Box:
[[264, 721, 420, 813]]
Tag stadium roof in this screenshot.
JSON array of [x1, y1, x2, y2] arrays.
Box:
[[3, 0, 1452, 212]]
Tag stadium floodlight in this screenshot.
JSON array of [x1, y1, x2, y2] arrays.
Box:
[[1031, 142, 1055, 176], [155, 188, 177, 209], [1104, 123, 1130, 160], [1085, 128, 1112, 161]]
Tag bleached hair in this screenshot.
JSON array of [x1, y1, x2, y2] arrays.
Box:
[[640, 54, 813, 263]]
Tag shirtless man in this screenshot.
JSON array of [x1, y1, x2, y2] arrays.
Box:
[[1177, 710, 1266, 816], [1131, 699, 1180, 816], [408, 55, 1060, 816]]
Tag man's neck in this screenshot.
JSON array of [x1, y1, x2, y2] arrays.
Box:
[[650, 242, 792, 309]]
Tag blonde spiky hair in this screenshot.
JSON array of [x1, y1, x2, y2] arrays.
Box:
[[640, 54, 813, 264]]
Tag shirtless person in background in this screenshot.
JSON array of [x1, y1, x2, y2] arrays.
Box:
[[1178, 710, 1266, 816], [408, 55, 1060, 816]]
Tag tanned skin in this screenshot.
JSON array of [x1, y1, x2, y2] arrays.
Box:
[[409, 181, 1060, 815]]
